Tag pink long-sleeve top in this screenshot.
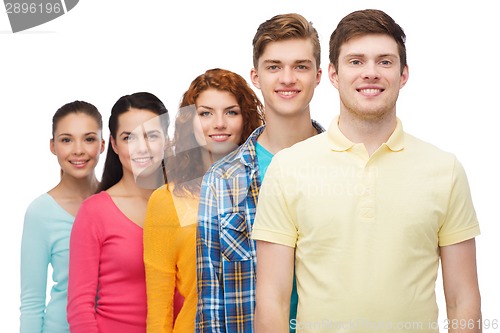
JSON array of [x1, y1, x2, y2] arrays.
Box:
[[67, 191, 147, 333]]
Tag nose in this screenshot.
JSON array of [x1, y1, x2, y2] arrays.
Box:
[[130, 133, 150, 156], [137, 135, 150, 152], [280, 66, 297, 85], [212, 112, 227, 129], [362, 61, 380, 80], [72, 140, 84, 155]]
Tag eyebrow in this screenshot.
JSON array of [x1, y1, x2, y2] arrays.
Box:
[[119, 129, 161, 136], [295, 59, 314, 64], [197, 104, 240, 111], [144, 129, 162, 134], [344, 53, 398, 59], [57, 131, 98, 137], [262, 59, 313, 65]]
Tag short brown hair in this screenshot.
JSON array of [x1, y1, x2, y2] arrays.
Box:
[[329, 9, 407, 74], [252, 13, 321, 70]]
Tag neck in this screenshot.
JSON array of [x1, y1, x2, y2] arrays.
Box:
[[116, 170, 157, 198], [57, 173, 99, 199], [338, 111, 397, 156], [257, 109, 317, 154], [200, 148, 218, 171]]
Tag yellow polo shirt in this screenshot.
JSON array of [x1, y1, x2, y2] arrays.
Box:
[[252, 117, 479, 333]]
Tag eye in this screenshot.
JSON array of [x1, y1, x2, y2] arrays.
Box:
[[267, 65, 280, 71], [350, 59, 362, 65], [61, 137, 71, 143], [198, 111, 211, 117], [124, 133, 136, 142], [226, 109, 240, 116], [296, 65, 309, 70], [379, 60, 392, 66], [85, 137, 97, 143], [147, 133, 160, 141]]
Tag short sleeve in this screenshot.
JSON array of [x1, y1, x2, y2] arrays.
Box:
[[438, 158, 480, 246], [252, 154, 298, 248]]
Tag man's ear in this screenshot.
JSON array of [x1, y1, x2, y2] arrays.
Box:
[[315, 67, 322, 87], [250, 68, 261, 89], [400, 65, 409, 89], [328, 63, 339, 89]]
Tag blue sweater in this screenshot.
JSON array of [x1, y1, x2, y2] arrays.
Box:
[[20, 193, 73, 333]]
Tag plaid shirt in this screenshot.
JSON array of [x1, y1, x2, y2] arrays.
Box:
[[196, 121, 324, 333]]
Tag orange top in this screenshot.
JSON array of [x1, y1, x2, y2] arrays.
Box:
[[143, 184, 198, 333]]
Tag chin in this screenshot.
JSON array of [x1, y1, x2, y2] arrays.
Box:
[[134, 162, 162, 177], [209, 142, 239, 156]]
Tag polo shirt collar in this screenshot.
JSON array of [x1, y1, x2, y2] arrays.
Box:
[[384, 118, 405, 152], [327, 116, 353, 151], [327, 115, 405, 152]]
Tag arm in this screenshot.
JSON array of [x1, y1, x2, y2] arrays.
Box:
[[441, 238, 481, 333], [144, 188, 176, 333], [20, 200, 50, 332], [195, 175, 225, 333], [439, 158, 481, 332], [254, 240, 294, 333], [67, 202, 100, 333], [172, 222, 197, 332]]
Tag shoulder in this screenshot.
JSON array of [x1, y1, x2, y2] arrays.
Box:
[[275, 132, 328, 164], [312, 119, 326, 133], [85, 190, 111, 203], [78, 191, 113, 216], [24, 193, 60, 221], [23, 193, 55, 230], [146, 185, 177, 217], [206, 141, 255, 181], [404, 133, 457, 164], [149, 185, 169, 203], [72, 192, 112, 236], [25, 193, 52, 211]]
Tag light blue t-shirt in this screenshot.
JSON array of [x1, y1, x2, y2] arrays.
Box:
[[256, 141, 274, 183], [20, 193, 73, 333], [256, 142, 298, 333]]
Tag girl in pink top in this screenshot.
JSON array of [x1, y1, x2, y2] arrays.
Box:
[[67, 92, 170, 333]]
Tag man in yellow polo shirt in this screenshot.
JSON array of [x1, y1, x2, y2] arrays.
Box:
[[252, 9, 481, 333]]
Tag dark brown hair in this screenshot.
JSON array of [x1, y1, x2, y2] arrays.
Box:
[[97, 92, 169, 192], [329, 9, 407, 74], [52, 101, 102, 138]]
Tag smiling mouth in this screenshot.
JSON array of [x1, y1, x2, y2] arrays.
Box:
[[276, 90, 300, 96], [209, 134, 231, 142], [70, 160, 89, 165], [358, 88, 383, 94], [132, 157, 153, 163]]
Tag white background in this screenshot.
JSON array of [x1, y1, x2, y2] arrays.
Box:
[[1, 0, 498, 331]]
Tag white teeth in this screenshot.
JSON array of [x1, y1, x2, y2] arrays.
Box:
[[277, 91, 297, 96], [211, 135, 229, 139], [133, 157, 152, 163], [70, 161, 86, 165], [360, 89, 381, 94]]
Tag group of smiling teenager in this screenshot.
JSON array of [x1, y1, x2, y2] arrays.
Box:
[[20, 8, 481, 333]]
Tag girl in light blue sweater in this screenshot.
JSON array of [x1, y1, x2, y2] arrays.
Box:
[[20, 101, 105, 333]]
